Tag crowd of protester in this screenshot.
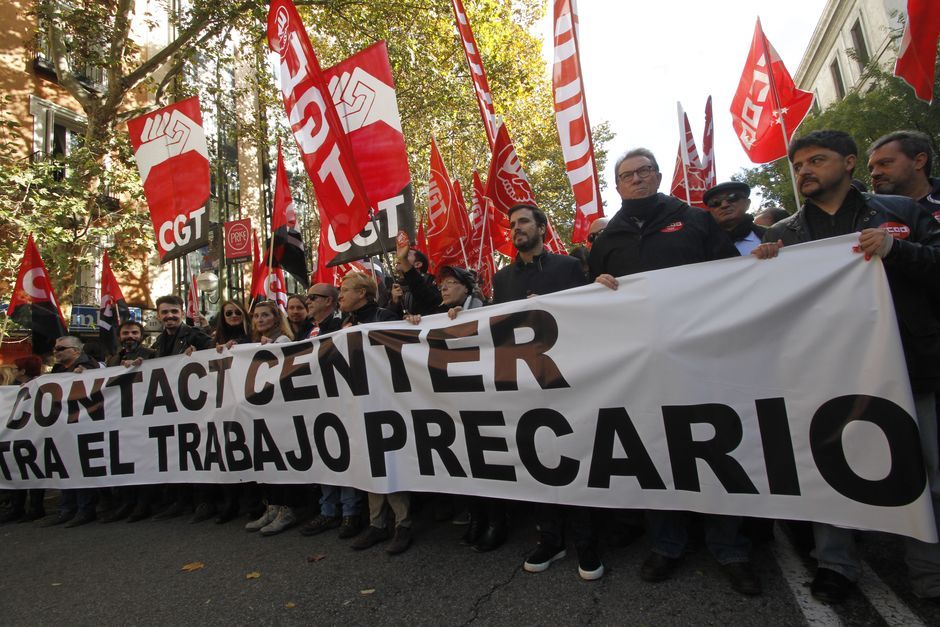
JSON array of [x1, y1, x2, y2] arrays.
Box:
[[1, 128, 939, 604]]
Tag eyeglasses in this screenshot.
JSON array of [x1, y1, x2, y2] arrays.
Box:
[[53, 345, 74, 352], [224, 309, 242, 317], [587, 230, 604, 244], [705, 192, 745, 208], [617, 165, 656, 183], [438, 279, 462, 290]]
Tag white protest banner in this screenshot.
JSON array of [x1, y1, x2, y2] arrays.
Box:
[[0, 235, 934, 541]]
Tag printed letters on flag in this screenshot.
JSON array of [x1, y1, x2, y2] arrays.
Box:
[[450, 0, 499, 147], [98, 251, 130, 352], [321, 41, 416, 266], [127, 96, 210, 263], [731, 19, 814, 164], [894, 0, 940, 103], [269, 142, 309, 287], [7, 234, 67, 355], [485, 123, 538, 217], [267, 0, 372, 245], [552, 0, 602, 243], [669, 103, 709, 208], [473, 170, 510, 258], [427, 138, 468, 269]]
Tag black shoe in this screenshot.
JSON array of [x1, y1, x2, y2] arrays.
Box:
[[300, 514, 341, 537], [65, 510, 96, 528], [126, 504, 151, 523], [723, 561, 762, 596], [640, 552, 680, 582], [523, 543, 567, 573], [338, 515, 362, 539], [153, 501, 186, 521], [42, 511, 75, 527], [189, 502, 216, 524], [472, 522, 507, 553], [608, 524, 644, 548], [460, 517, 485, 546], [577, 546, 605, 581], [433, 499, 455, 522], [811, 568, 853, 603], [215, 502, 239, 524], [386, 525, 413, 555], [19, 509, 45, 523], [0, 508, 25, 524], [100, 503, 133, 523], [351, 525, 390, 550]]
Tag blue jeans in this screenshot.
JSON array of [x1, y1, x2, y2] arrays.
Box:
[[58, 489, 97, 516], [319, 485, 362, 517], [647, 510, 750, 564]]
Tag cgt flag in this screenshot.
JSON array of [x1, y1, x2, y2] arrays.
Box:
[[251, 230, 287, 310], [270, 141, 309, 288], [485, 122, 538, 257], [98, 251, 130, 353], [469, 172, 496, 298], [669, 102, 710, 208], [7, 234, 67, 355], [894, 0, 940, 103], [427, 138, 469, 269], [268, 0, 372, 246], [731, 18, 814, 164], [128, 96, 211, 263], [552, 0, 603, 243]]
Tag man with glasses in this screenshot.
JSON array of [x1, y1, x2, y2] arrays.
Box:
[[304, 283, 343, 338], [589, 149, 757, 595], [703, 181, 765, 255], [43, 336, 100, 527], [586, 217, 608, 250]]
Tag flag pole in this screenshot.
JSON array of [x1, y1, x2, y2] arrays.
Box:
[[759, 19, 802, 211], [677, 102, 693, 206]]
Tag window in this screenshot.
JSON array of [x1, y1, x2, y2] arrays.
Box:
[[830, 58, 846, 101], [850, 19, 870, 72], [28, 95, 85, 172]]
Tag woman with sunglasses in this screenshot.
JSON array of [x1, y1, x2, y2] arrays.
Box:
[[214, 300, 251, 346], [286, 294, 313, 340]]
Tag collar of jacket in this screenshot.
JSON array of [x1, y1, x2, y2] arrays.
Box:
[[514, 251, 548, 268]]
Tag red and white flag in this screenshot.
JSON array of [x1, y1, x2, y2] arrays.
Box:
[[251, 230, 288, 310], [7, 234, 67, 354], [312, 207, 337, 287], [128, 96, 210, 263], [469, 175, 495, 298], [473, 170, 510, 258], [450, 0, 499, 147], [427, 138, 469, 269], [485, 123, 537, 212], [544, 219, 569, 256], [267, 0, 372, 245], [670, 102, 709, 208], [552, 0, 602, 243], [98, 251, 130, 352], [452, 178, 474, 245], [731, 18, 814, 163], [701, 95, 717, 188], [895, 0, 940, 103], [185, 273, 199, 324]]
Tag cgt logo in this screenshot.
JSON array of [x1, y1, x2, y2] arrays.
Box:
[[660, 221, 684, 233], [159, 207, 207, 254], [274, 6, 291, 56], [879, 222, 911, 239]]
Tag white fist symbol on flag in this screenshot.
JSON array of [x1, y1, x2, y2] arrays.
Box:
[[329, 68, 402, 134], [134, 109, 209, 184]]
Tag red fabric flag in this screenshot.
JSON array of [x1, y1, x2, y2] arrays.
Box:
[[250, 231, 286, 310], [270, 141, 309, 286], [427, 138, 468, 268], [7, 234, 67, 354], [127, 96, 211, 263], [450, 0, 499, 147], [701, 96, 717, 189], [731, 18, 815, 164], [544, 219, 569, 256], [452, 179, 474, 246], [469, 177, 495, 298], [485, 122, 538, 215], [473, 170, 510, 257], [552, 0, 603, 243], [268, 0, 372, 245], [895, 0, 940, 103], [670, 103, 709, 208], [98, 251, 130, 351], [313, 206, 337, 287]]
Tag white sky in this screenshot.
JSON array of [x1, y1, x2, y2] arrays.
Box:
[[540, 0, 828, 210]]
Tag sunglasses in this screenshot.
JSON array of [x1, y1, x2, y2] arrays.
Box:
[[706, 192, 745, 208], [53, 345, 74, 352], [224, 309, 243, 317]]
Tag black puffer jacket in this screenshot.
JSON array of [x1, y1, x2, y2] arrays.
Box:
[[588, 193, 737, 278], [765, 190, 940, 391]]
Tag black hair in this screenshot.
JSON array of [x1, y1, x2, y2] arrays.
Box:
[[788, 130, 858, 161], [868, 130, 934, 179], [507, 203, 547, 229]]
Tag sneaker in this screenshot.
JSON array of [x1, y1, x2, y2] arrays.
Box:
[[245, 505, 278, 532], [577, 546, 605, 581], [523, 543, 567, 573], [338, 515, 363, 539], [260, 506, 297, 536], [811, 567, 853, 604], [639, 552, 680, 582], [723, 561, 762, 596], [351, 525, 390, 550], [386, 525, 413, 555], [300, 514, 341, 537]]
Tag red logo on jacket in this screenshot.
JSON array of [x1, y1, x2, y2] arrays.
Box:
[[879, 222, 911, 239], [660, 221, 684, 233]]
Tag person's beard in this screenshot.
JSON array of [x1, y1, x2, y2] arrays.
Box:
[[122, 339, 140, 352]]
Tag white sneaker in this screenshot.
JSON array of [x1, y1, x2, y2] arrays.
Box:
[[245, 505, 278, 532], [261, 506, 297, 536]]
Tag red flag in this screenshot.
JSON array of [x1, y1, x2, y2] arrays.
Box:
[[313, 206, 337, 287], [414, 212, 430, 260], [7, 234, 67, 354], [701, 96, 716, 189], [544, 219, 569, 256], [127, 96, 210, 263], [450, 0, 499, 147], [670, 103, 709, 208], [485, 123, 537, 215], [250, 231, 286, 310], [186, 273, 199, 324], [469, 178, 495, 298], [268, 0, 372, 244], [473, 170, 510, 257], [427, 138, 467, 268], [731, 18, 815, 163], [895, 0, 940, 103], [98, 251, 130, 351], [552, 0, 603, 243], [452, 179, 474, 243], [270, 141, 309, 286]]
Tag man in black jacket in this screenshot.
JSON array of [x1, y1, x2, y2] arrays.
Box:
[[867, 129, 940, 219], [305, 283, 343, 337], [703, 181, 765, 256], [590, 148, 756, 596], [759, 130, 940, 603]]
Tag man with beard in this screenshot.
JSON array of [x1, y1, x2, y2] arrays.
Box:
[[589, 148, 756, 595], [867, 130, 940, 218], [99, 320, 158, 523], [703, 181, 765, 255], [759, 130, 940, 603]]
